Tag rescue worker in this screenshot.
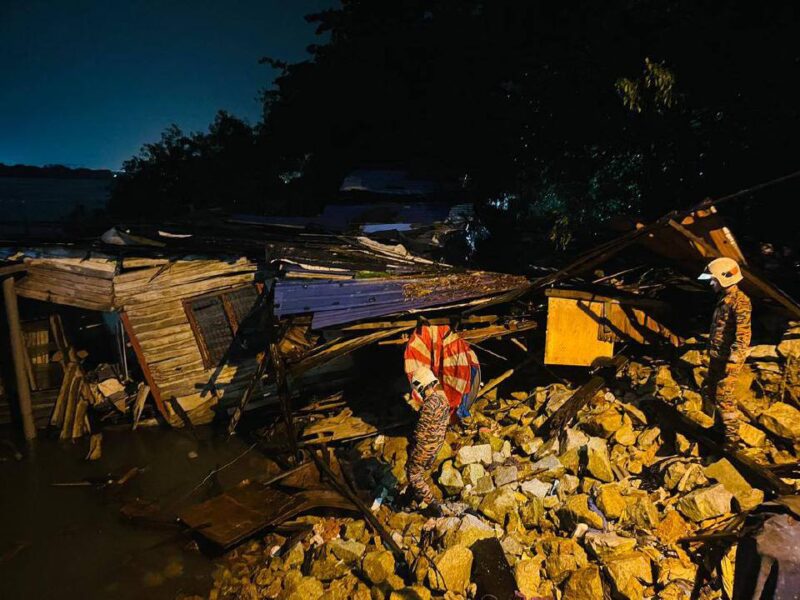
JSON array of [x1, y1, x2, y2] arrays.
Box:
[[405, 367, 450, 515], [698, 257, 752, 446]]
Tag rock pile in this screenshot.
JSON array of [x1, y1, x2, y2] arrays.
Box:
[[206, 330, 800, 600]]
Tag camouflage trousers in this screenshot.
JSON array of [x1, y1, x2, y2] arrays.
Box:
[[707, 358, 744, 443], [406, 441, 443, 504]]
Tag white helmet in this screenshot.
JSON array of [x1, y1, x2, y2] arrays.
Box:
[[411, 367, 439, 397], [698, 257, 744, 288]]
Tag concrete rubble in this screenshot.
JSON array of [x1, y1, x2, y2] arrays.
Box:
[[208, 331, 800, 600]]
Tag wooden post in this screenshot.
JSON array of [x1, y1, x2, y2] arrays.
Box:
[[3, 277, 36, 440]]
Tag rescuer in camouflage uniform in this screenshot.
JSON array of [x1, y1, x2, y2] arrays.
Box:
[[699, 257, 752, 445], [406, 367, 450, 514]]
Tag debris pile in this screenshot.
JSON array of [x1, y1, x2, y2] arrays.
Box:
[[207, 328, 800, 600]]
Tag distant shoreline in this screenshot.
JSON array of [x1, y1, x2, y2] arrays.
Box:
[[0, 163, 115, 180]]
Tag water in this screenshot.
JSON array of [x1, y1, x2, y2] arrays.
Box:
[[0, 425, 275, 599], [0, 176, 112, 222]]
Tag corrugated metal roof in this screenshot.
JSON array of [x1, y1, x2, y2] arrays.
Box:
[[274, 273, 529, 329]]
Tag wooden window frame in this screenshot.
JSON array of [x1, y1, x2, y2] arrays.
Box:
[[183, 285, 258, 368]]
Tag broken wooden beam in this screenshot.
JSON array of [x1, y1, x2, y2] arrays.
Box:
[[536, 353, 629, 440], [667, 219, 800, 319], [310, 450, 407, 570], [3, 276, 36, 440]]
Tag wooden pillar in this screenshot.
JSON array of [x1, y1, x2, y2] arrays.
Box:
[[3, 277, 36, 440]]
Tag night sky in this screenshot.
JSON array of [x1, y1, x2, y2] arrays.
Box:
[[0, 1, 332, 170]]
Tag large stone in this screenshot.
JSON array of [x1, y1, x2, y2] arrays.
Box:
[[541, 538, 589, 585], [427, 546, 473, 594], [362, 551, 396, 585], [479, 429, 505, 452], [345, 520, 367, 542], [493, 465, 519, 487], [655, 510, 692, 545], [473, 475, 496, 495], [520, 478, 552, 498], [462, 463, 486, 486], [739, 422, 767, 447], [513, 558, 542, 598], [777, 326, 800, 358], [583, 532, 637, 560], [677, 484, 734, 522], [595, 483, 626, 519], [330, 539, 366, 564], [320, 575, 359, 600], [703, 459, 764, 511], [585, 437, 614, 482], [284, 543, 305, 569], [621, 493, 660, 529], [583, 407, 625, 438], [531, 454, 565, 477], [560, 494, 605, 530], [561, 566, 604, 600], [659, 582, 695, 600], [656, 557, 697, 586], [614, 424, 638, 447], [560, 428, 590, 454], [663, 461, 708, 492], [456, 444, 493, 466], [510, 425, 540, 455], [559, 447, 582, 475], [389, 587, 431, 600], [603, 552, 653, 600], [438, 461, 464, 495], [310, 555, 350, 581], [749, 345, 779, 360], [501, 534, 525, 558], [655, 365, 679, 388], [759, 402, 800, 441], [680, 349, 704, 367], [282, 576, 324, 600], [443, 514, 495, 549], [479, 486, 521, 525], [519, 497, 545, 528]]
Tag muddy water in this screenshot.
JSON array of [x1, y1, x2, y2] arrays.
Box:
[[0, 425, 274, 599]]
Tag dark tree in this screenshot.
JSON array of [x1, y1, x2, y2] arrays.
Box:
[[111, 1, 800, 266]]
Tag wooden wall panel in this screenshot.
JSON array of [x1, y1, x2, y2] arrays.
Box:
[[116, 258, 260, 425], [544, 297, 615, 367]]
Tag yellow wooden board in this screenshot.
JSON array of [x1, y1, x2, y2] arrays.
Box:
[[544, 296, 614, 366]]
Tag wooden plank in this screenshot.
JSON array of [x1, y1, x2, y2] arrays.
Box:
[[177, 482, 354, 550], [544, 287, 669, 309], [121, 311, 168, 420], [290, 326, 412, 376], [25, 257, 117, 279], [3, 277, 36, 439], [113, 262, 257, 290], [50, 362, 76, 427], [536, 354, 629, 440], [227, 351, 269, 435], [544, 296, 614, 366], [72, 399, 89, 438], [14, 287, 112, 311], [116, 273, 257, 304], [59, 372, 81, 440], [23, 265, 115, 291]]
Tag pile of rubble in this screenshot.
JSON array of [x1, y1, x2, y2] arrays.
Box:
[[206, 328, 800, 600]]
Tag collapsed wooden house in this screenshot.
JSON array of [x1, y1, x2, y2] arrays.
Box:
[[1, 246, 262, 428], [0, 223, 537, 437]]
